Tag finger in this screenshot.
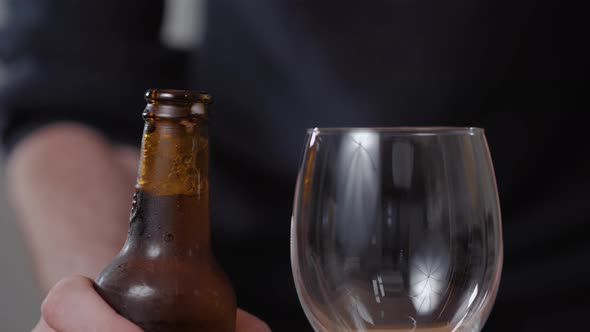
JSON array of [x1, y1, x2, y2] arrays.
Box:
[[31, 318, 57, 332], [237, 309, 272, 332], [41, 275, 142, 332]]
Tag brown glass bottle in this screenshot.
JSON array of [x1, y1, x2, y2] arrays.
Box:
[[94, 89, 236, 331]]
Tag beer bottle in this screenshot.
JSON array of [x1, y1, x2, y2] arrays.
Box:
[[94, 89, 236, 331]]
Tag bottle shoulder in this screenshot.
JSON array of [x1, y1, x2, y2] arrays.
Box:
[[94, 254, 236, 324], [96, 254, 233, 292]]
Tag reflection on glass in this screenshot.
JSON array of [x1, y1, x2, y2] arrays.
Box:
[[291, 127, 502, 332], [335, 130, 380, 256], [409, 233, 450, 315]]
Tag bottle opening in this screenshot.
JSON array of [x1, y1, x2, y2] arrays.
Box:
[[145, 89, 212, 106], [144, 89, 211, 119]]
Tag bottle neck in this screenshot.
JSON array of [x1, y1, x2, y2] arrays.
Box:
[[137, 116, 209, 196], [127, 116, 211, 255], [127, 190, 210, 255]]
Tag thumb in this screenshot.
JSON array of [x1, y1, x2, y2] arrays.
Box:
[[237, 309, 271, 332]]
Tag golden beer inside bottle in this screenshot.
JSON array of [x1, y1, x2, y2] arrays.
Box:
[[137, 118, 209, 196]]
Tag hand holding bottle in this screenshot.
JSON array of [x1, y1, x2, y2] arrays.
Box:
[[33, 276, 271, 332]]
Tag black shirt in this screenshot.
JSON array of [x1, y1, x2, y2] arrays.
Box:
[[0, 1, 586, 330]]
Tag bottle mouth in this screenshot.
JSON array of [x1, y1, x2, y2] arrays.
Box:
[[145, 89, 212, 106], [143, 89, 211, 120]]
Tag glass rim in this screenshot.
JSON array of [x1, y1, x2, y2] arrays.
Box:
[[306, 126, 483, 136]]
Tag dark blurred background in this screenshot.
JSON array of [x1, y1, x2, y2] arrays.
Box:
[[0, 0, 38, 328]]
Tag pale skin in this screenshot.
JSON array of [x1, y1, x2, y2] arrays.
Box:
[[6, 123, 270, 332]]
